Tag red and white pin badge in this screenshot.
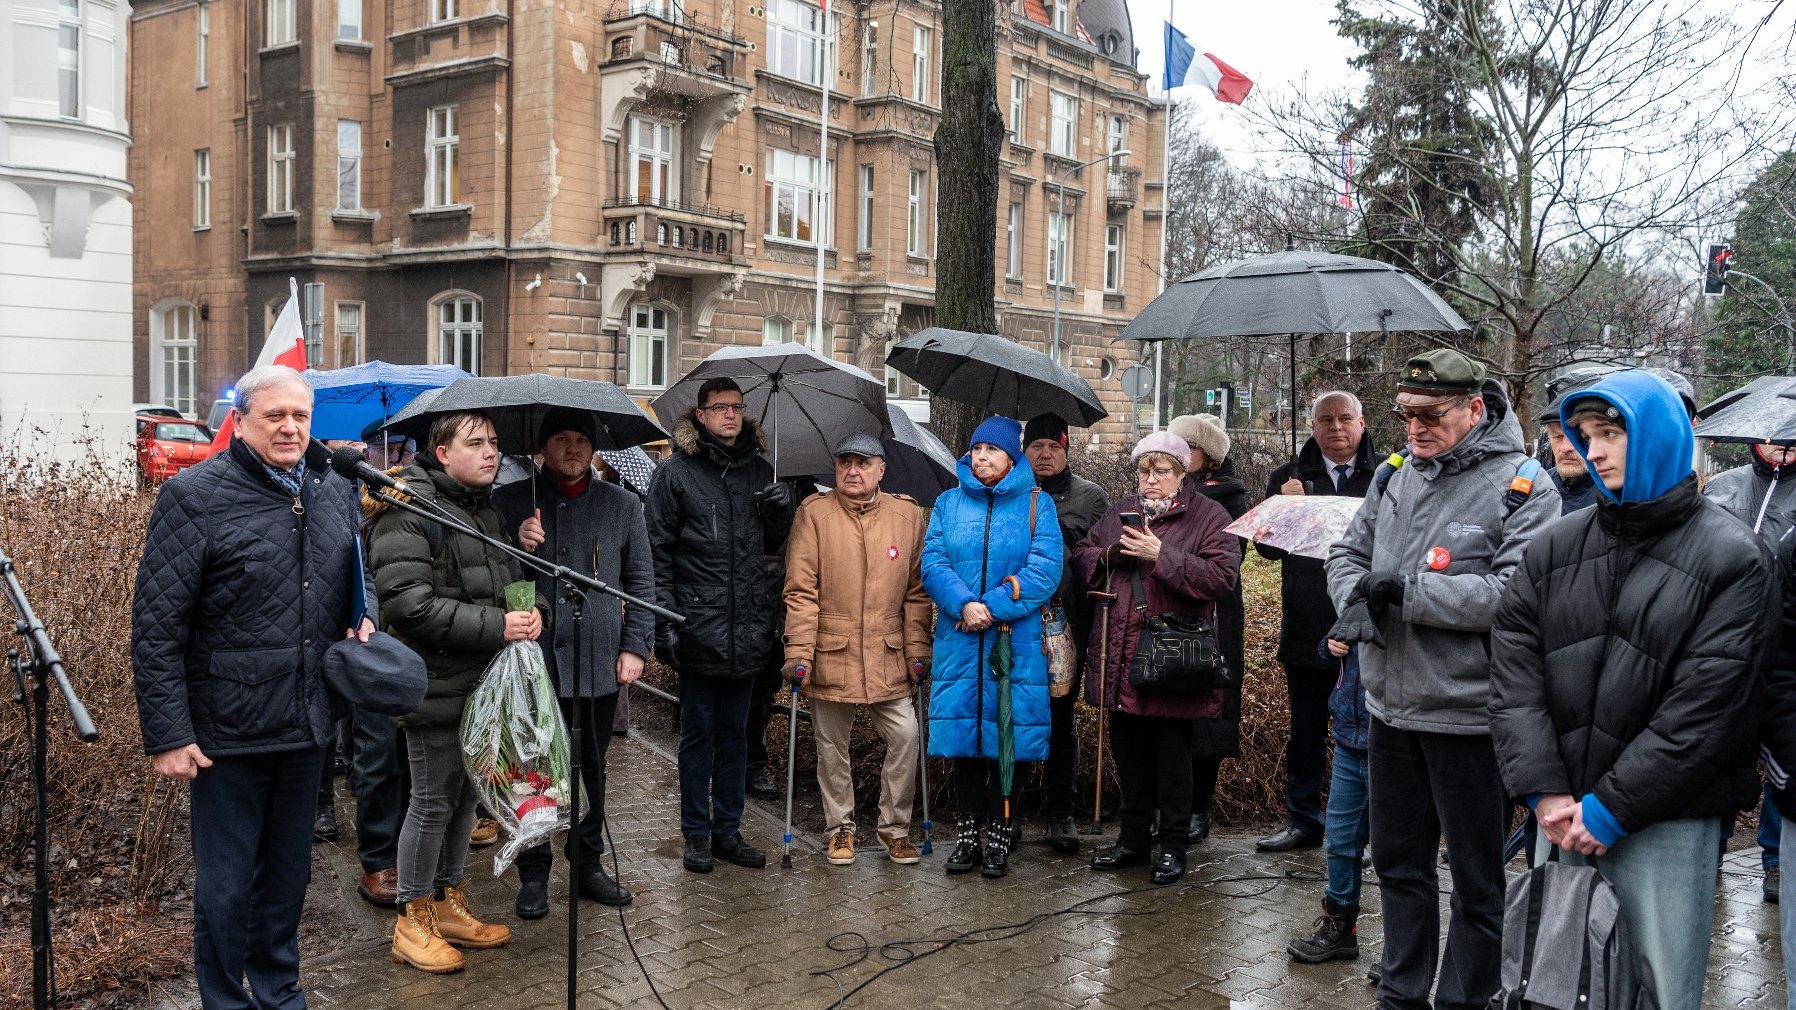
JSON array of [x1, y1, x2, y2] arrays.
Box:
[[1425, 547, 1451, 571], [887, 544, 901, 561]]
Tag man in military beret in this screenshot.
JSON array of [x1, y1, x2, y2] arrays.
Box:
[[1325, 347, 1559, 1010], [782, 433, 934, 866]]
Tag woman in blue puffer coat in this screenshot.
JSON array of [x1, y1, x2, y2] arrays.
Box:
[[922, 416, 1063, 879]]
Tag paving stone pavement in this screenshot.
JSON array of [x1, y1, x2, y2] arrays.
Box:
[[280, 734, 1786, 1009]]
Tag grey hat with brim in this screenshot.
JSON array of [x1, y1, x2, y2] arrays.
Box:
[[833, 432, 886, 459]]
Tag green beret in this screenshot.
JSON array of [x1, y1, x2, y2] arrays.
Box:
[[1396, 348, 1485, 395]]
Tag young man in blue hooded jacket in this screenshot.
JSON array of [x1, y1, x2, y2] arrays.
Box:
[[1490, 369, 1776, 1010]]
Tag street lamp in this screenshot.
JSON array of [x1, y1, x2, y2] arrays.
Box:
[[1049, 148, 1130, 364]]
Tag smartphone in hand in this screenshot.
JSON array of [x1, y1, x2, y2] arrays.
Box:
[[1119, 512, 1145, 529]]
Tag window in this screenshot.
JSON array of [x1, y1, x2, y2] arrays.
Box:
[[337, 120, 362, 211], [426, 106, 459, 208], [860, 21, 878, 96], [435, 295, 481, 374], [763, 317, 792, 346], [338, 0, 362, 40], [429, 0, 455, 24], [1049, 1, 1070, 34], [764, 149, 827, 244], [629, 116, 675, 206], [193, 149, 211, 229], [806, 321, 831, 353], [1006, 201, 1022, 278], [335, 302, 363, 367], [1109, 115, 1126, 154], [1047, 210, 1069, 286], [1104, 225, 1123, 292], [1050, 91, 1076, 158], [196, 4, 208, 86], [907, 169, 927, 256], [885, 338, 902, 396], [1008, 77, 1026, 143], [628, 304, 671, 389], [267, 0, 295, 46], [153, 302, 199, 417], [57, 1, 80, 119], [267, 123, 295, 214], [911, 26, 932, 103], [767, 0, 829, 86], [857, 165, 874, 251]]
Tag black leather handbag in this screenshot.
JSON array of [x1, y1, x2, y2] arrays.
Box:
[[1125, 563, 1232, 693]]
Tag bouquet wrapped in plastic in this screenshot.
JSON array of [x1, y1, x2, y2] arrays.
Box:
[[460, 581, 581, 874]]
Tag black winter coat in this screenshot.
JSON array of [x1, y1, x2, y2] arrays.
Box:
[[495, 472, 655, 699], [132, 439, 372, 757], [1255, 433, 1376, 671], [1490, 477, 1774, 831], [1040, 467, 1110, 656], [646, 416, 794, 678], [1186, 460, 1249, 758], [365, 460, 534, 728]]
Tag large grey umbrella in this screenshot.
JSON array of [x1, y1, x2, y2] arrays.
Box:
[[1694, 375, 1796, 444], [1118, 248, 1470, 454], [886, 328, 1108, 426], [811, 403, 957, 506], [651, 343, 891, 478], [386, 373, 666, 455]]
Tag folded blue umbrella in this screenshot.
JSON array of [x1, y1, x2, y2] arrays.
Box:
[[304, 361, 472, 441]]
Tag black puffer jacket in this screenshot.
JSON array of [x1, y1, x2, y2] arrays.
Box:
[[1186, 460, 1249, 758], [1039, 467, 1110, 655], [1490, 476, 1774, 830], [365, 460, 534, 728], [646, 416, 794, 678], [132, 439, 372, 757], [1256, 433, 1377, 670]]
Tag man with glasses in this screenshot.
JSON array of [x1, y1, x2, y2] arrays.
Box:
[[647, 377, 795, 873], [1326, 349, 1558, 1010]]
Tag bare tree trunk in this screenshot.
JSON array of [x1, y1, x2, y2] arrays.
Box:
[[929, 0, 1005, 454]]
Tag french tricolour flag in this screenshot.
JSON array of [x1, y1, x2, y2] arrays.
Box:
[[1163, 23, 1253, 104], [209, 278, 308, 452]]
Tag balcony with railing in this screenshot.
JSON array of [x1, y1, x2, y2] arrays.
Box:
[[601, 1, 750, 101], [1106, 167, 1140, 213], [601, 196, 746, 272]]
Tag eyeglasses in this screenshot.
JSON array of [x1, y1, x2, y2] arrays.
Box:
[[1391, 398, 1467, 428], [700, 402, 748, 416], [1135, 466, 1178, 480]]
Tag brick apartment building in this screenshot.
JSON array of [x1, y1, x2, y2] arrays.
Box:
[[128, 0, 1165, 443]]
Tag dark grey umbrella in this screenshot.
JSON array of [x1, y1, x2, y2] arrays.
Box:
[[886, 328, 1108, 426], [812, 404, 957, 506], [1695, 375, 1796, 444], [1117, 248, 1470, 454], [385, 374, 667, 455]]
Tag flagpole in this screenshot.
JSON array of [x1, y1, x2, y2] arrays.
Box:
[[814, 2, 830, 356], [1153, 3, 1174, 433]]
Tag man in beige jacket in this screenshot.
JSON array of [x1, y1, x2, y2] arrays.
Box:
[[783, 433, 935, 865]]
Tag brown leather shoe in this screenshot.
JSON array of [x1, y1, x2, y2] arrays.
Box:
[[390, 899, 463, 974], [880, 833, 922, 865], [432, 881, 511, 950], [468, 817, 500, 848], [358, 867, 398, 907]]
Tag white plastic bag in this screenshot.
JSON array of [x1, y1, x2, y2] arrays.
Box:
[[459, 639, 580, 874]]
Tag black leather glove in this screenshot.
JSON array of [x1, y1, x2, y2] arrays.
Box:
[[1355, 572, 1406, 608], [754, 481, 793, 513], [654, 625, 679, 664], [1326, 600, 1385, 649]]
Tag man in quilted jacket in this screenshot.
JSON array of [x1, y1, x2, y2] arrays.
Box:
[[131, 365, 375, 1010]]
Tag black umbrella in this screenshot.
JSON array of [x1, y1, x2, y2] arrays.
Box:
[[812, 404, 958, 507], [386, 374, 667, 455], [1117, 248, 1470, 455], [886, 328, 1109, 426], [1692, 375, 1796, 444]]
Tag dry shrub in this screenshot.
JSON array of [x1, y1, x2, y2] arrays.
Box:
[[0, 440, 190, 1008]]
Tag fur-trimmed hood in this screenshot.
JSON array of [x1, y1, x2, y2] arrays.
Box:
[[671, 413, 767, 460]]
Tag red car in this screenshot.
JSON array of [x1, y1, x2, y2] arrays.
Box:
[[136, 413, 217, 484]]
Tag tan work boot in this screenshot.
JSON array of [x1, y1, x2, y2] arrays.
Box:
[[391, 898, 464, 974], [880, 833, 922, 865], [826, 828, 857, 865], [433, 881, 512, 949]]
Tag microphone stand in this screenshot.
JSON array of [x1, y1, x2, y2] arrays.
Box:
[[366, 487, 678, 1010], [2, 545, 99, 1010]]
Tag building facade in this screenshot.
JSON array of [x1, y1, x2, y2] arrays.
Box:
[[129, 0, 1164, 443], [2, 0, 134, 460]]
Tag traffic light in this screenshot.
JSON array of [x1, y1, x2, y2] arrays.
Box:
[[1704, 243, 1732, 296]]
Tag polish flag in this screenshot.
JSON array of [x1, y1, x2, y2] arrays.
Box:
[[209, 278, 307, 452]]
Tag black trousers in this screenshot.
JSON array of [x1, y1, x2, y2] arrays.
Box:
[[952, 758, 1027, 821], [1044, 691, 1079, 820], [1113, 712, 1195, 850], [516, 693, 620, 883], [349, 705, 410, 874], [743, 656, 784, 777], [1283, 664, 1335, 836], [1369, 718, 1506, 1010]]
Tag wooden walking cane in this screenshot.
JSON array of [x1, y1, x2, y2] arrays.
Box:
[[1087, 568, 1119, 835]]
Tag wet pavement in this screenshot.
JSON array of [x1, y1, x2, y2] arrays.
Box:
[[149, 731, 1789, 1009]]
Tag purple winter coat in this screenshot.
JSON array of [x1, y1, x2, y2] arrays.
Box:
[[1074, 491, 1240, 719]]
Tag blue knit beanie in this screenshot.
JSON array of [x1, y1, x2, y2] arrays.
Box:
[[968, 416, 1024, 463]]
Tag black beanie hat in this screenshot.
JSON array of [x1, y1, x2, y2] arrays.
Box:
[[537, 406, 597, 448], [1022, 413, 1069, 449]]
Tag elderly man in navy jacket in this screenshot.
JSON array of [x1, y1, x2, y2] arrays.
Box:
[[132, 365, 374, 1010]]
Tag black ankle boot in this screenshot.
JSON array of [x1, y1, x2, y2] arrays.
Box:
[[1150, 848, 1186, 885], [981, 819, 1014, 879], [944, 818, 980, 874], [1286, 898, 1360, 963]]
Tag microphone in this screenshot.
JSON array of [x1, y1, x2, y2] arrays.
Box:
[[331, 445, 407, 494]]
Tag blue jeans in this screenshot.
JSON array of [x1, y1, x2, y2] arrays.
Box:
[[1542, 817, 1723, 1010], [1323, 744, 1369, 908], [1761, 783, 1781, 869], [189, 747, 325, 1010], [349, 705, 408, 874], [677, 671, 754, 839]]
